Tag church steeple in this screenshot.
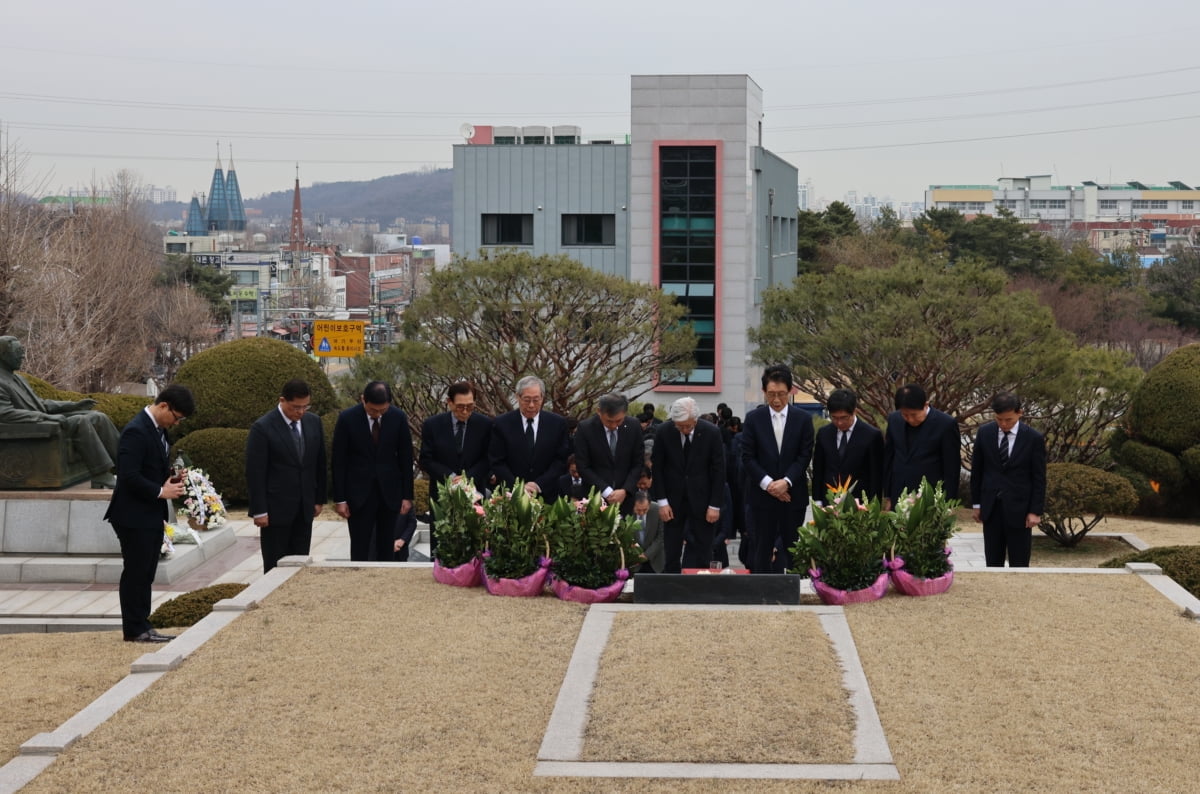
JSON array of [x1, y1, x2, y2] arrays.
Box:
[[205, 142, 230, 231], [224, 143, 247, 232], [289, 164, 305, 252]]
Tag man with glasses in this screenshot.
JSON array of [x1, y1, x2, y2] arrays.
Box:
[[740, 365, 814, 573], [418, 381, 493, 557], [246, 379, 327, 573], [332, 381, 414, 562], [104, 385, 195, 643], [489, 375, 569, 500], [573, 392, 644, 515], [811, 388, 883, 504]]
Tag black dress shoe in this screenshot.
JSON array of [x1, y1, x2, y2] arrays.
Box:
[[125, 631, 171, 643], [149, 629, 176, 641]]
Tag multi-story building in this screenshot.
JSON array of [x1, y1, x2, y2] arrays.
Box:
[[453, 74, 799, 412], [925, 175, 1200, 226]]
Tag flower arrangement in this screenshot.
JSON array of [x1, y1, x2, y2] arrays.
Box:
[[790, 478, 895, 592], [175, 467, 227, 531], [481, 481, 548, 581], [160, 522, 176, 559], [430, 475, 486, 569], [545, 490, 639, 591], [890, 477, 959, 580]]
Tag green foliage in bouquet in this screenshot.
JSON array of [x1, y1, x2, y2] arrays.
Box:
[[481, 481, 547, 580], [790, 480, 894, 591], [545, 490, 640, 590], [430, 476, 484, 568], [891, 476, 960, 579]]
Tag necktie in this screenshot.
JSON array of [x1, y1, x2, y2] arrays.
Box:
[[608, 428, 618, 457], [525, 417, 535, 452], [999, 430, 1010, 465], [160, 428, 169, 456], [773, 412, 785, 453], [837, 430, 847, 457], [371, 417, 381, 445], [291, 420, 304, 457], [683, 433, 692, 459], [454, 420, 464, 452], [637, 515, 647, 545]]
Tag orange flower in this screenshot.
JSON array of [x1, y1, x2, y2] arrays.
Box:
[[1149, 480, 1161, 494]]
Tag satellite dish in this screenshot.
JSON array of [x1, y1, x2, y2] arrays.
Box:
[[459, 123, 476, 141]]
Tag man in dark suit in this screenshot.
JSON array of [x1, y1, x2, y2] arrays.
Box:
[[740, 365, 815, 573], [104, 385, 195, 643], [631, 490, 665, 574], [418, 381, 493, 557], [489, 375, 570, 500], [573, 392, 644, 515], [650, 396, 725, 572], [246, 379, 327, 573], [812, 388, 884, 504], [882, 383, 961, 508], [332, 381, 414, 562], [971, 392, 1047, 567]]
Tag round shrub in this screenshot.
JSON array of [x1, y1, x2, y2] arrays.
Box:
[[150, 583, 248, 628], [1099, 545, 1200, 599], [23, 373, 79, 402], [1112, 464, 1172, 517], [1126, 343, 1200, 453], [1115, 439, 1186, 490], [174, 337, 336, 434], [1041, 463, 1138, 546], [173, 427, 251, 505]]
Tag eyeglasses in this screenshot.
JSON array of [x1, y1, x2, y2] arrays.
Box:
[[518, 396, 543, 405], [286, 402, 312, 412], [169, 409, 186, 423]]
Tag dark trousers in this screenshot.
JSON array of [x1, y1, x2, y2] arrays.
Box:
[[261, 510, 314, 573], [663, 515, 715, 572], [748, 505, 801, 574], [347, 484, 400, 562], [114, 523, 162, 639], [983, 498, 1032, 567]]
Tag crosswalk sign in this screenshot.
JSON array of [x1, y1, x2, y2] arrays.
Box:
[[317, 337, 331, 353]]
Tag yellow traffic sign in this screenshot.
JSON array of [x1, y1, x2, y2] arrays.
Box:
[[312, 320, 365, 358]]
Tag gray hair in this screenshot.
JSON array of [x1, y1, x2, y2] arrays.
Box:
[[597, 393, 629, 417], [668, 397, 699, 423], [515, 375, 545, 398]]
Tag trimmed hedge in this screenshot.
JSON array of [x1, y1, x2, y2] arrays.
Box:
[[23, 374, 150, 429], [174, 337, 336, 434], [1041, 463, 1138, 547], [173, 427, 251, 505], [1126, 343, 1200, 453], [150, 583, 249, 628], [1099, 545, 1200, 599], [413, 477, 430, 514]]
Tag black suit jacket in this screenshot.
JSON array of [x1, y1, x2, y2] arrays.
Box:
[[419, 410, 493, 502], [489, 410, 570, 499], [245, 407, 327, 526], [812, 419, 884, 502], [740, 404, 814, 512], [970, 421, 1047, 526], [573, 414, 644, 512], [331, 404, 414, 511], [104, 409, 171, 531], [883, 407, 961, 502], [650, 418, 725, 522]]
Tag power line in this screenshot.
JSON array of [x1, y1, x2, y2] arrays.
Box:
[[775, 113, 1200, 154], [7, 121, 459, 142], [27, 151, 453, 167]]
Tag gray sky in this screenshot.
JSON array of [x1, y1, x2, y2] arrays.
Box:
[[4, 0, 1200, 207]]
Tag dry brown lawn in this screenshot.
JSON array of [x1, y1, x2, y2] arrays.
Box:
[[10, 566, 1199, 793], [0, 633, 144, 764], [583, 611, 854, 763]]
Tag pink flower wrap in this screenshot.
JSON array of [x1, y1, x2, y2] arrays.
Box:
[[812, 572, 890, 605], [432, 557, 482, 587], [550, 574, 626, 604], [482, 564, 550, 597]]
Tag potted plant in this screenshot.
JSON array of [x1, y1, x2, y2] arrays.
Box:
[[887, 477, 959, 596], [430, 476, 486, 587], [545, 490, 638, 604], [480, 481, 550, 596], [790, 479, 894, 605]]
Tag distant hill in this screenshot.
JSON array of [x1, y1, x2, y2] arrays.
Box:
[[148, 169, 453, 225]]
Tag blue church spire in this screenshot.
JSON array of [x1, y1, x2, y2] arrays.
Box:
[[185, 195, 207, 236], [224, 144, 247, 232], [206, 143, 230, 231]]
